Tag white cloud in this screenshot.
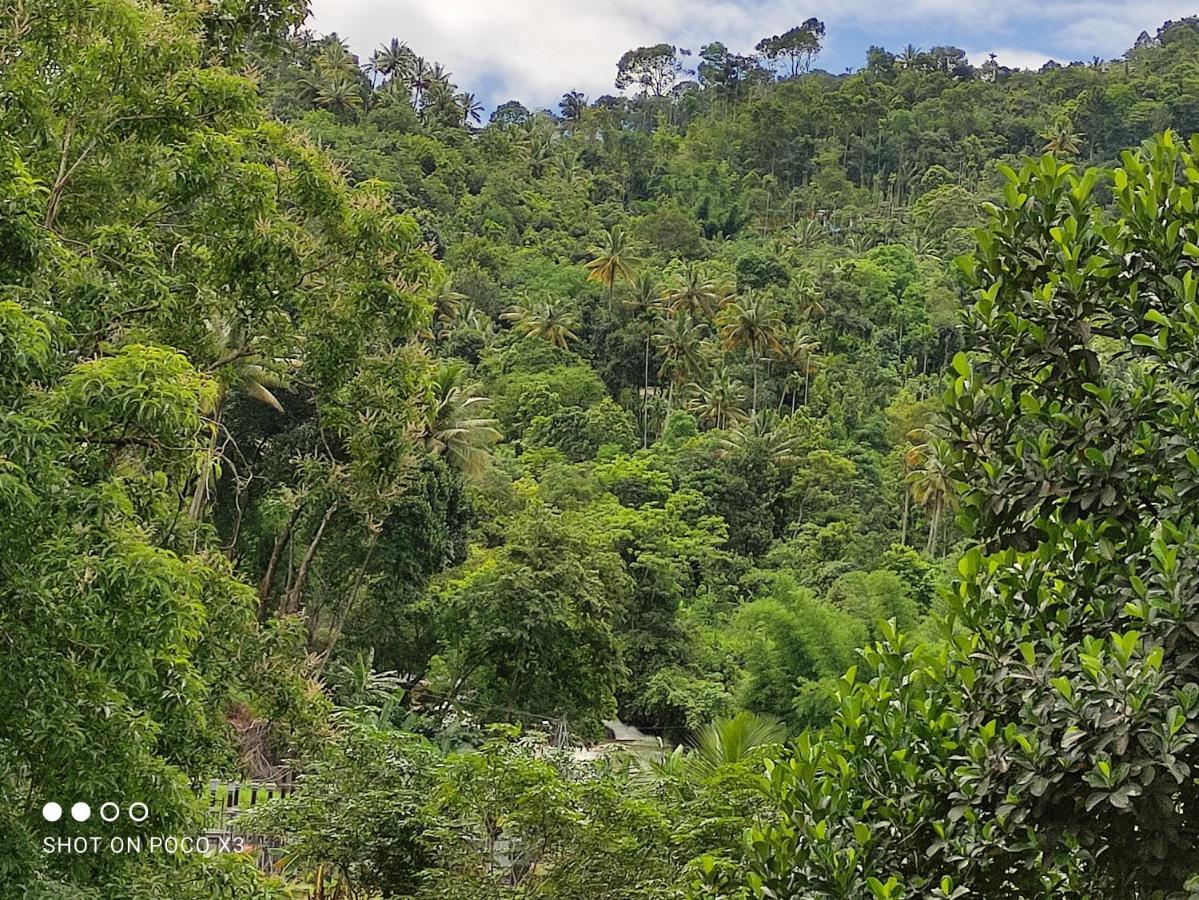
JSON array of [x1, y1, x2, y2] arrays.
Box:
[[308, 0, 1199, 108]]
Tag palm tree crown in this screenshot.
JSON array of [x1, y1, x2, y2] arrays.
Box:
[[373, 38, 413, 80], [687, 365, 748, 430], [905, 429, 956, 555], [421, 362, 501, 479], [663, 262, 722, 318], [584, 224, 639, 308], [653, 313, 708, 403], [717, 293, 783, 412], [502, 296, 581, 349]]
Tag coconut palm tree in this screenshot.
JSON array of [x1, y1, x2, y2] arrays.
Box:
[[663, 262, 721, 318], [373, 38, 411, 80], [189, 319, 293, 520], [623, 271, 665, 446], [785, 218, 824, 250], [420, 80, 459, 125], [460, 303, 496, 341], [717, 293, 783, 413], [793, 270, 826, 320], [717, 410, 801, 465], [905, 430, 956, 555], [427, 277, 466, 340], [623, 269, 662, 318], [313, 38, 358, 77], [428, 62, 453, 88], [524, 135, 554, 177], [315, 74, 363, 115], [653, 313, 707, 408], [501, 296, 580, 349], [907, 227, 939, 259], [376, 74, 413, 108], [584, 224, 639, 310], [366, 52, 381, 89], [553, 147, 589, 186], [687, 365, 748, 430], [777, 324, 820, 412], [845, 233, 874, 254], [420, 362, 501, 479], [407, 56, 431, 106], [456, 92, 483, 127]]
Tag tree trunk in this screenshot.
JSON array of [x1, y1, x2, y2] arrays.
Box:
[[280, 501, 338, 618], [751, 351, 759, 414], [643, 336, 651, 448], [314, 529, 381, 673], [900, 489, 910, 547], [257, 503, 305, 620], [925, 503, 940, 556]]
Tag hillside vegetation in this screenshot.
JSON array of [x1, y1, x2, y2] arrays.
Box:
[[6, 2, 1199, 896]]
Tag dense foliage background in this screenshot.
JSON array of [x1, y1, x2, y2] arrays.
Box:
[[8, 1, 1199, 896]]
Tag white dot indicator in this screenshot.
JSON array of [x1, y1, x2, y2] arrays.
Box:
[[42, 802, 62, 822], [99, 802, 120, 823], [70, 802, 91, 822], [128, 802, 148, 823]]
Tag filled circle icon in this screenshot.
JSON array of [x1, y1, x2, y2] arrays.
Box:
[[42, 802, 62, 822], [70, 802, 91, 822]]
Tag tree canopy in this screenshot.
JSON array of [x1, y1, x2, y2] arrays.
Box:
[[10, 2, 1199, 897]]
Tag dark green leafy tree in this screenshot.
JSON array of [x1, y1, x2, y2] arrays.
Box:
[[615, 44, 686, 97], [434, 507, 630, 731], [739, 133, 1199, 899], [755, 19, 826, 78]]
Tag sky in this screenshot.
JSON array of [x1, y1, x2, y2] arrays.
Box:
[[308, 0, 1198, 111]]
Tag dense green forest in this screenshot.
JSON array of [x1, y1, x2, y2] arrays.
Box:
[[8, 0, 1199, 896]]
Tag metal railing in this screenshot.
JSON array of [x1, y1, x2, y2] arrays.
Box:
[[201, 780, 294, 871]]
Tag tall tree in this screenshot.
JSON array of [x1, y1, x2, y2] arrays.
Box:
[[717, 294, 783, 413], [420, 362, 501, 478], [373, 37, 413, 80], [456, 91, 483, 126], [584, 224, 639, 310], [653, 313, 708, 408], [615, 44, 686, 96], [502, 296, 581, 349], [687, 365, 748, 430], [559, 90, 588, 121], [904, 431, 955, 555], [662, 262, 722, 318], [777, 324, 820, 412], [623, 271, 665, 446], [755, 19, 826, 78]]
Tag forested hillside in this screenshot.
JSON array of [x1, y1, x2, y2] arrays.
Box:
[[7, 1, 1199, 896]]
